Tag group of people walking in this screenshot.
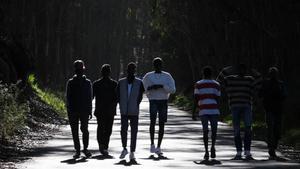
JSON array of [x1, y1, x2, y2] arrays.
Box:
[[66, 57, 286, 162], [193, 64, 286, 161], [66, 57, 175, 161]]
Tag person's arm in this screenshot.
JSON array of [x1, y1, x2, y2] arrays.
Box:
[[116, 82, 120, 103], [66, 80, 71, 113], [138, 82, 145, 104], [163, 73, 176, 94], [87, 81, 93, 119], [92, 82, 96, 99], [193, 83, 199, 120], [142, 74, 152, 91]]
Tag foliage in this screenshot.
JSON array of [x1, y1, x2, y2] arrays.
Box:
[[173, 94, 193, 111], [28, 74, 67, 118], [0, 84, 29, 139]]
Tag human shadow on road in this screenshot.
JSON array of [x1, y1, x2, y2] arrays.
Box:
[[140, 154, 173, 161], [194, 159, 222, 166], [91, 154, 114, 160], [61, 157, 88, 164], [115, 159, 141, 166]]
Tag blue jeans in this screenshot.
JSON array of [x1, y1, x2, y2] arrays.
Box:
[[231, 105, 252, 152]]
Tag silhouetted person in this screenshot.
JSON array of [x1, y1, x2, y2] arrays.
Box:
[[66, 60, 92, 158], [93, 64, 118, 156], [142, 57, 176, 155], [223, 63, 256, 160], [193, 66, 221, 160], [259, 67, 286, 159], [118, 62, 144, 161]]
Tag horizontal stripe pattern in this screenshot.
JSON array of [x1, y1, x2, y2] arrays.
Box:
[[194, 79, 220, 116], [224, 75, 255, 107]]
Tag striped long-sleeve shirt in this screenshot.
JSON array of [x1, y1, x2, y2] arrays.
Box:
[[194, 79, 221, 116], [224, 75, 256, 108]]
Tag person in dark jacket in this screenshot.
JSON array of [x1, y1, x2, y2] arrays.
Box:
[[117, 62, 144, 161], [66, 60, 92, 159], [259, 67, 286, 159], [93, 64, 118, 156]]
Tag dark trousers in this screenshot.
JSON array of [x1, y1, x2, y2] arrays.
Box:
[[231, 106, 252, 152], [68, 114, 89, 152], [200, 115, 218, 151], [97, 115, 115, 150], [266, 110, 282, 151], [121, 115, 139, 152]]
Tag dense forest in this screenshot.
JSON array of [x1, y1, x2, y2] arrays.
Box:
[[1, 1, 300, 130]]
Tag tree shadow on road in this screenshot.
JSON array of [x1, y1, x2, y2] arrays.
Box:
[[60, 157, 88, 164], [194, 159, 222, 166]]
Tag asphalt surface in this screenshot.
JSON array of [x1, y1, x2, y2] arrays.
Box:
[[17, 99, 300, 169]]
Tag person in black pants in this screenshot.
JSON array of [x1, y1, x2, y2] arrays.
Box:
[[259, 67, 286, 159], [66, 60, 92, 158], [93, 64, 118, 156]]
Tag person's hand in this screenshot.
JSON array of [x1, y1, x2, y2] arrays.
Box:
[[88, 114, 93, 120], [147, 84, 163, 90]]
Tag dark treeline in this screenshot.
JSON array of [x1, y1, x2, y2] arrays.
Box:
[[1, 0, 300, 130], [0, 0, 154, 86], [149, 0, 300, 130]]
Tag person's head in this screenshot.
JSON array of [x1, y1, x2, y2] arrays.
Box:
[[153, 57, 163, 72], [101, 64, 111, 78], [237, 63, 247, 76], [202, 66, 213, 79], [127, 62, 136, 77], [268, 67, 279, 79], [73, 60, 85, 75]]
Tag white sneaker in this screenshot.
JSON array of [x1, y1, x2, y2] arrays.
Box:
[[150, 144, 156, 153], [129, 152, 135, 160], [155, 147, 163, 155], [119, 149, 128, 159]]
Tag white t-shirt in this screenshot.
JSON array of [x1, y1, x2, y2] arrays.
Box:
[[142, 71, 176, 100]]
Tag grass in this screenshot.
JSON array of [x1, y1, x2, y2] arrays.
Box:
[[28, 74, 67, 118]]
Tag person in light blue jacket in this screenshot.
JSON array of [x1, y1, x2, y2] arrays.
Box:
[[117, 62, 144, 161]]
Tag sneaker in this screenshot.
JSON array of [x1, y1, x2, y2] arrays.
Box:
[[119, 148, 128, 159], [150, 144, 156, 153], [155, 147, 163, 155], [129, 152, 135, 160], [211, 147, 216, 158], [82, 149, 92, 158], [204, 151, 209, 160], [73, 151, 80, 159], [232, 154, 242, 160], [245, 155, 254, 161], [100, 149, 109, 156]]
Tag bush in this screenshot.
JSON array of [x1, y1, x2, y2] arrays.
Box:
[[173, 94, 193, 111], [0, 84, 29, 139], [28, 74, 67, 118]]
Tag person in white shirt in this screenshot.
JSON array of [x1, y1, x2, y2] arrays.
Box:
[[142, 57, 176, 155]]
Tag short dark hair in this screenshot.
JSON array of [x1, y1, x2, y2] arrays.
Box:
[[127, 62, 137, 70], [101, 64, 111, 77], [153, 57, 163, 66], [202, 66, 212, 78], [73, 60, 85, 70]]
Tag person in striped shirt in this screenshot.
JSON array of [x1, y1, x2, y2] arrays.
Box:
[[223, 63, 256, 160], [193, 66, 221, 160]]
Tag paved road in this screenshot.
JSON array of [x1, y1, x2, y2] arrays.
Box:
[[18, 99, 300, 169]]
